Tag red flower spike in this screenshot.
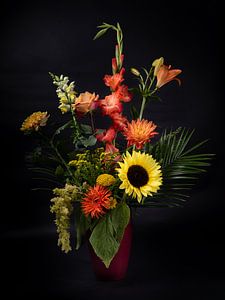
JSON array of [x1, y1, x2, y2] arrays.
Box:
[[115, 85, 132, 102], [105, 143, 119, 154], [103, 68, 125, 91], [96, 126, 116, 143], [111, 112, 128, 131], [99, 93, 123, 116]]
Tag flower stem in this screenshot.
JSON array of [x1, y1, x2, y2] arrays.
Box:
[[38, 131, 73, 179], [139, 96, 146, 120], [90, 111, 95, 133], [50, 140, 74, 178]]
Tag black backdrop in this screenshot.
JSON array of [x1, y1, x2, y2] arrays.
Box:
[[1, 0, 225, 299]]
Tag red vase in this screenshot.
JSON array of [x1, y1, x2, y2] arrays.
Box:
[[87, 221, 132, 281]]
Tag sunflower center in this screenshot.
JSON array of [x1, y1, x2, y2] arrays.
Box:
[[127, 165, 149, 188]]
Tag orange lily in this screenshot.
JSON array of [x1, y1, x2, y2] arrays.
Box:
[[156, 64, 182, 88]]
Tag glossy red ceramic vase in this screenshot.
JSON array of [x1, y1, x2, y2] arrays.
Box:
[[88, 221, 132, 281]]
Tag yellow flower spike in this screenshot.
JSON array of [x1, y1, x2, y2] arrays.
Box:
[[58, 103, 70, 114], [59, 95, 68, 104], [96, 174, 116, 187]]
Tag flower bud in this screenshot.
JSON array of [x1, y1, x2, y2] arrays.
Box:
[[130, 68, 140, 76], [152, 57, 164, 76]]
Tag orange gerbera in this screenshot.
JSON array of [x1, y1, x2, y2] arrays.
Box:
[[156, 64, 182, 88], [123, 119, 158, 149], [81, 185, 111, 218]]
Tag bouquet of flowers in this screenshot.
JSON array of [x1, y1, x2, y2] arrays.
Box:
[[20, 23, 212, 269]]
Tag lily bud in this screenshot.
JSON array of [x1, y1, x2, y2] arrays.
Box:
[[130, 68, 140, 76], [152, 57, 164, 76]]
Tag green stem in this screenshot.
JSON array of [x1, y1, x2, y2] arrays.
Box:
[[38, 131, 74, 179], [50, 140, 74, 178], [68, 100, 79, 135], [90, 111, 95, 133], [144, 67, 153, 87], [139, 96, 146, 120]]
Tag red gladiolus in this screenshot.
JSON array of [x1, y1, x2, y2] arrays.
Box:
[[105, 143, 119, 154], [111, 112, 128, 131], [96, 126, 116, 143], [99, 93, 123, 115], [115, 85, 132, 102], [104, 68, 125, 91]]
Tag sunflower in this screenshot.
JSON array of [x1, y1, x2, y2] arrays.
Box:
[[81, 185, 111, 218], [116, 151, 162, 203]]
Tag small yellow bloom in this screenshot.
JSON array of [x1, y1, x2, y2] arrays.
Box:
[[20, 111, 49, 133], [58, 103, 70, 114], [96, 174, 116, 187], [76, 159, 87, 166], [68, 160, 78, 167], [109, 197, 117, 209]]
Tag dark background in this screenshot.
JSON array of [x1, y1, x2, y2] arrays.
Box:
[[1, 0, 224, 299]]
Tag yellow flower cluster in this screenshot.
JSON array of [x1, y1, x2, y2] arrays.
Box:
[[50, 184, 78, 253], [96, 174, 116, 187], [20, 111, 49, 133], [109, 197, 117, 209]]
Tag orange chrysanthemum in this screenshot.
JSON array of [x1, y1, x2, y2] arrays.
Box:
[[20, 111, 49, 133], [123, 119, 158, 149], [81, 185, 112, 218]]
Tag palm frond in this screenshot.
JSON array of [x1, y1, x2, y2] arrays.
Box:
[[140, 127, 214, 207]]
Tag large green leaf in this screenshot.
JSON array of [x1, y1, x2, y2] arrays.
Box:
[[111, 202, 130, 242], [75, 208, 90, 250], [89, 215, 119, 268]]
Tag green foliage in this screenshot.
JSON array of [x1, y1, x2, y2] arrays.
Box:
[[111, 202, 130, 242], [94, 22, 123, 72], [89, 203, 130, 267], [89, 214, 119, 268], [75, 206, 91, 250], [137, 127, 214, 207]]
